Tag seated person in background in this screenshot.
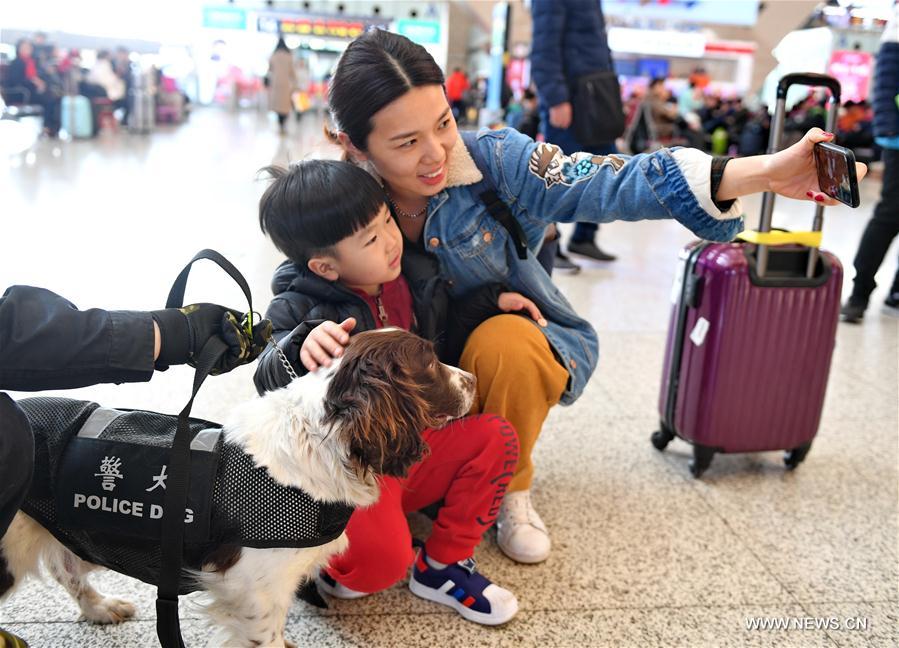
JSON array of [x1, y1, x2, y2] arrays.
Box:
[[647, 77, 705, 149], [677, 81, 703, 117], [786, 93, 827, 137], [515, 88, 541, 139], [4, 39, 61, 136], [112, 47, 132, 82], [688, 66, 710, 89], [56, 49, 84, 95], [112, 46, 133, 123], [253, 159, 550, 625], [87, 50, 127, 115], [155, 70, 186, 123], [699, 92, 724, 133], [838, 100, 876, 155], [648, 77, 679, 140]]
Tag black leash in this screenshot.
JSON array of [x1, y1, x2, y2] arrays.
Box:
[[155, 337, 223, 648], [165, 249, 255, 321], [155, 249, 256, 648]]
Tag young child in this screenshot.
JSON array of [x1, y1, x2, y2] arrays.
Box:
[[254, 160, 546, 626]]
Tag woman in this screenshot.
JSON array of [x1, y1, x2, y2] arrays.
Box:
[[87, 50, 126, 104], [267, 38, 297, 135], [317, 30, 866, 566]]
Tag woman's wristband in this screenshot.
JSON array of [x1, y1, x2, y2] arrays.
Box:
[[714, 154, 771, 200], [710, 156, 736, 212]]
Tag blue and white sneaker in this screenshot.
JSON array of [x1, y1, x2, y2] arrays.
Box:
[[408, 548, 518, 625]]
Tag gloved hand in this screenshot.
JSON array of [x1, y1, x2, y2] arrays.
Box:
[[151, 304, 272, 375]]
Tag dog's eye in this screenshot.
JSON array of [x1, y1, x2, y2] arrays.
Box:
[[414, 360, 437, 381], [427, 360, 444, 377]]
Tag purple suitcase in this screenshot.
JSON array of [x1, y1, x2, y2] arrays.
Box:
[[652, 73, 844, 477]]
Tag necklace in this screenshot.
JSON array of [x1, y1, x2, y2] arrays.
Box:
[[387, 194, 428, 220]]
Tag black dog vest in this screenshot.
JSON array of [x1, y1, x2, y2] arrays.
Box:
[[20, 396, 354, 594]]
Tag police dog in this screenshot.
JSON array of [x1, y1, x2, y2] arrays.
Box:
[[0, 329, 476, 647]]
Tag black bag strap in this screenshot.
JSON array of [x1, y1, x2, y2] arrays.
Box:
[[459, 130, 528, 260], [156, 249, 255, 648]]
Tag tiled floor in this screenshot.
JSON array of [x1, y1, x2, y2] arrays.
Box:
[[1, 109, 897, 647]]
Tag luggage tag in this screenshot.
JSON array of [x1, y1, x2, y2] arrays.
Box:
[[689, 317, 710, 347]]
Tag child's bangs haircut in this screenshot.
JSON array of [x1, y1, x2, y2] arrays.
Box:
[[258, 160, 387, 265]]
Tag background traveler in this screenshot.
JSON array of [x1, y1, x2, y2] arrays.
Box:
[[841, 6, 899, 322], [530, 0, 623, 266], [267, 38, 297, 136]]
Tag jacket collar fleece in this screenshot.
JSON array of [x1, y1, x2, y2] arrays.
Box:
[[444, 134, 484, 188]]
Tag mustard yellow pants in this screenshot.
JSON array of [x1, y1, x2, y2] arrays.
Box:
[[458, 315, 570, 492]]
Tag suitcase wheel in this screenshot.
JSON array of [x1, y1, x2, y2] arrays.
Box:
[[651, 425, 674, 451], [784, 442, 812, 470], [688, 444, 715, 478]]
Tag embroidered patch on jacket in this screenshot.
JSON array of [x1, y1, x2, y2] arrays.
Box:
[[527, 142, 625, 189]]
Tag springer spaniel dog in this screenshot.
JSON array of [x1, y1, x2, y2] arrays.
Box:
[[0, 329, 476, 647]]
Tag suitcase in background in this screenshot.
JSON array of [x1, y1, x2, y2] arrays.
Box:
[[652, 73, 844, 478], [128, 90, 154, 133], [128, 66, 155, 134], [61, 95, 92, 139]]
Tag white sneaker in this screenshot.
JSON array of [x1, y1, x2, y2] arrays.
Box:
[[316, 571, 369, 599], [495, 490, 551, 564]]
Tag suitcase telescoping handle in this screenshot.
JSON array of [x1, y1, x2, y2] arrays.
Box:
[[775, 73, 841, 105], [757, 73, 841, 278]]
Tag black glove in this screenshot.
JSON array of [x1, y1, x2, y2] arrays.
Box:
[[152, 303, 272, 375]]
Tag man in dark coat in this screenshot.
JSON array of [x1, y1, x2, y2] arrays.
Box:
[[530, 0, 621, 267], [0, 286, 269, 646], [0, 286, 268, 538]]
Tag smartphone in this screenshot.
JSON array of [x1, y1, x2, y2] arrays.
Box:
[[813, 141, 860, 208]]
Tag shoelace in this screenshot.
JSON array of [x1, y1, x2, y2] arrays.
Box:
[[504, 493, 540, 526]]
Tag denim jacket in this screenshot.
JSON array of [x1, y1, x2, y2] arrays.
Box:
[[368, 128, 744, 404]]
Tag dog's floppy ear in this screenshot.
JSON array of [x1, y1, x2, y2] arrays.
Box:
[[322, 333, 438, 477]]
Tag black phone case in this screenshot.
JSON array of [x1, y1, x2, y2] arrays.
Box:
[[814, 142, 860, 208]]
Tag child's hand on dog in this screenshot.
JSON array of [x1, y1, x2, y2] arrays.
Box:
[[498, 292, 548, 328], [300, 317, 357, 371]]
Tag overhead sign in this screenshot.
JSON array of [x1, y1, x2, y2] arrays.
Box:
[[608, 27, 706, 58], [397, 19, 441, 44], [603, 0, 760, 27], [257, 13, 389, 39], [202, 6, 248, 31]]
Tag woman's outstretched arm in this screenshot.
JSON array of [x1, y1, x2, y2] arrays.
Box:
[[716, 128, 867, 204]]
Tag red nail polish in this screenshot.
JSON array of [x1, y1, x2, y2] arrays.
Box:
[[806, 191, 814, 198], [822, 132, 834, 137], [814, 195, 825, 202]]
